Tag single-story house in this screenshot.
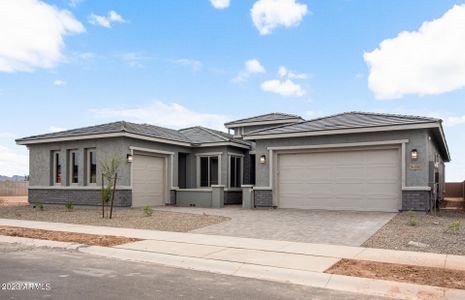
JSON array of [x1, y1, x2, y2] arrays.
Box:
[[16, 112, 450, 212]]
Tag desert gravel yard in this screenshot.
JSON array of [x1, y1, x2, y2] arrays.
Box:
[[0, 206, 229, 232], [363, 210, 465, 255]]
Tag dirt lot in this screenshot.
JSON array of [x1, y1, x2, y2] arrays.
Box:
[[0, 226, 139, 246], [363, 210, 465, 255], [0, 206, 230, 232], [326, 259, 465, 290]]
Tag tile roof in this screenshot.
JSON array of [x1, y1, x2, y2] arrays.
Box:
[[224, 112, 303, 126], [16, 121, 250, 146], [179, 126, 251, 146], [246, 112, 441, 136]]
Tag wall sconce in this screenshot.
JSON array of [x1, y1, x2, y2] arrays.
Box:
[[259, 155, 266, 164], [127, 154, 133, 163], [411, 149, 418, 161]]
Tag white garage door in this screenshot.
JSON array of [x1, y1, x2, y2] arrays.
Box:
[[278, 148, 401, 212], [132, 154, 165, 207]]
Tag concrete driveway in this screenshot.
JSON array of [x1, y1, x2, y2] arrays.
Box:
[[158, 206, 396, 246]]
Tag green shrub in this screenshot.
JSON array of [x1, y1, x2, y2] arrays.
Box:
[[448, 220, 461, 232], [143, 206, 153, 217], [32, 202, 44, 210], [65, 200, 74, 211], [408, 218, 418, 226]]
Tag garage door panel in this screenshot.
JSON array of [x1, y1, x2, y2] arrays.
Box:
[[132, 155, 165, 207], [278, 148, 401, 212]]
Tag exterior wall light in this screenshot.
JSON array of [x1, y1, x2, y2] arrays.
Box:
[[411, 149, 418, 161], [127, 154, 133, 163], [259, 155, 266, 164]]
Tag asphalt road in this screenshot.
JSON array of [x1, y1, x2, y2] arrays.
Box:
[[0, 242, 391, 300]]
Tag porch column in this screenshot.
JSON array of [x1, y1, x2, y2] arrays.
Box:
[[241, 185, 254, 209]]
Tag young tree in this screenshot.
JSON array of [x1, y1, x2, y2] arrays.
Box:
[[100, 157, 121, 219]]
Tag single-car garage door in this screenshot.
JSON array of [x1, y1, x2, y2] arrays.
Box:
[[278, 148, 401, 212], [132, 154, 165, 207]]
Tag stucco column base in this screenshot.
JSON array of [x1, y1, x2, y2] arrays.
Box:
[[241, 185, 254, 209], [211, 185, 224, 208]]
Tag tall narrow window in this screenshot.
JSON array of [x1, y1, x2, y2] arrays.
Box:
[[70, 150, 79, 184], [199, 156, 219, 187], [87, 149, 97, 184], [53, 151, 61, 185], [230, 156, 242, 188]]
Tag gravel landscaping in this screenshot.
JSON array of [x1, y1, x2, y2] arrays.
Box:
[[0, 226, 140, 246], [0, 206, 230, 232], [363, 210, 465, 255], [326, 259, 465, 290]]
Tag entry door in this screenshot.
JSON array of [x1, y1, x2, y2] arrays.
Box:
[[132, 154, 165, 207]]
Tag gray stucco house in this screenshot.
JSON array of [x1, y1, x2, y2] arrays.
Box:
[[16, 112, 450, 212]]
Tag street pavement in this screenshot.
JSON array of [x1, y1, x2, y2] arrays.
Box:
[[0, 243, 391, 300]]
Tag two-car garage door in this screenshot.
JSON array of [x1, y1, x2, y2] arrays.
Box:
[[277, 148, 401, 212]]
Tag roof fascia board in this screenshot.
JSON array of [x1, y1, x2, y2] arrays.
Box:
[[244, 123, 440, 140], [16, 132, 192, 147], [196, 142, 251, 149]]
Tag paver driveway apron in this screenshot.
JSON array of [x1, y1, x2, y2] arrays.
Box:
[[158, 207, 396, 246]]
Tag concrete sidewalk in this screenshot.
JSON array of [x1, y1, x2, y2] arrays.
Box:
[[0, 218, 463, 271], [1, 218, 465, 299]]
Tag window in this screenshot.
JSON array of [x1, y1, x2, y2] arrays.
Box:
[[53, 151, 61, 185], [199, 156, 219, 187], [70, 150, 79, 184], [230, 156, 242, 188], [87, 149, 97, 184]]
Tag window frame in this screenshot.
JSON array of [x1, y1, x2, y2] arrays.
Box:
[[229, 154, 243, 189], [69, 150, 79, 185], [197, 154, 221, 188], [87, 148, 97, 185], [52, 150, 62, 186]]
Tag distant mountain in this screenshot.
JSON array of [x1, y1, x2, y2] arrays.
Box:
[[0, 175, 27, 181]]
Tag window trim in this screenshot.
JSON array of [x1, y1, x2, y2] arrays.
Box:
[[87, 148, 97, 186], [69, 150, 79, 185], [52, 150, 62, 186]]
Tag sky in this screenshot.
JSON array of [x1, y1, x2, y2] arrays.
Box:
[[0, 0, 464, 181]]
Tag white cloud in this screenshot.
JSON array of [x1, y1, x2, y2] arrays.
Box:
[[443, 115, 465, 127], [210, 0, 230, 9], [0, 132, 15, 139], [232, 59, 266, 83], [49, 126, 67, 132], [91, 101, 229, 131], [0, 145, 28, 177], [117, 52, 149, 68], [251, 0, 308, 35], [261, 79, 305, 97], [88, 10, 126, 28], [53, 79, 66, 86], [278, 66, 307, 79], [68, 0, 84, 7], [0, 0, 85, 73], [364, 4, 465, 99], [173, 59, 203, 72]]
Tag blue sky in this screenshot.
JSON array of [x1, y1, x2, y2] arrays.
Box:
[[0, 0, 464, 180]]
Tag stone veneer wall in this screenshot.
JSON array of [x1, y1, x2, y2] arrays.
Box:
[[224, 191, 242, 205], [254, 189, 272, 207], [401, 190, 430, 211], [28, 188, 132, 207]]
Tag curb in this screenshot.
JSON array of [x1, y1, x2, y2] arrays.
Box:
[[80, 245, 465, 300], [0, 235, 84, 250]]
